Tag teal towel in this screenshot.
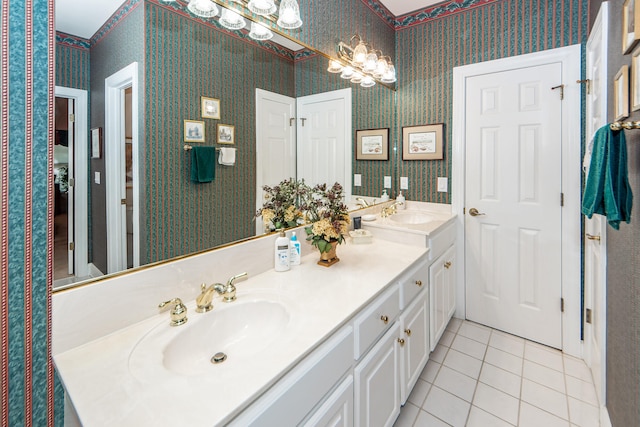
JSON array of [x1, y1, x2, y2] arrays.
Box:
[[190, 146, 216, 183], [582, 125, 633, 229]]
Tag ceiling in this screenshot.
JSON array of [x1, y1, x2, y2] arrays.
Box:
[[55, 0, 445, 40]]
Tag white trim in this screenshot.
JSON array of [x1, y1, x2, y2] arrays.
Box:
[[105, 62, 140, 273], [452, 45, 583, 357], [54, 86, 89, 278]]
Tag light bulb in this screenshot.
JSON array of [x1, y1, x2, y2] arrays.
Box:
[[352, 41, 367, 66]]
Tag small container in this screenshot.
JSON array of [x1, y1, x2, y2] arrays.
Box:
[[381, 189, 390, 202], [274, 229, 290, 272], [353, 216, 362, 229], [289, 231, 301, 266], [396, 191, 406, 210]]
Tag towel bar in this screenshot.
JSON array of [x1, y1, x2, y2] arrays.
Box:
[[183, 144, 221, 151], [610, 120, 640, 130]]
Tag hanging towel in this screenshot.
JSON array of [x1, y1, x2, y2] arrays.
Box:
[[218, 147, 236, 166], [582, 125, 633, 229], [190, 146, 216, 183]]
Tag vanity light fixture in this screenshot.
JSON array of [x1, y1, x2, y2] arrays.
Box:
[[219, 7, 246, 30], [327, 34, 396, 88], [277, 0, 303, 29], [187, 0, 219, 18], [248, 21, 273, 40], [247, 0, 277, 15]]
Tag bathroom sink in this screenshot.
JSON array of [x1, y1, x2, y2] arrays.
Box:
[[389, 211, 434, 225]]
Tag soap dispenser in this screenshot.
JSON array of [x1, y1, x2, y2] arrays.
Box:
[[381, 189, 390, 202], [396, 191, 406, 210], [274, 229, 290, 272]]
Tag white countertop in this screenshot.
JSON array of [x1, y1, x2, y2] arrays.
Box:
[[54, 238, 428, 426]]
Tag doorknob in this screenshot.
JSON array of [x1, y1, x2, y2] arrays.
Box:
[[468, 208, 485, 217]]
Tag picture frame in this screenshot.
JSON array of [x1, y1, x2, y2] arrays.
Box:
[[201, 96, 220, 119], [402, 123, 444, 160], [632, 46, 640, 111], [355, 128, 389, 161], [184, 119, 205, 143], [623, 0, 640, 54], [614, 65, 630, 121], [217, 124, 235, 144], [90, 127, 102, 159]]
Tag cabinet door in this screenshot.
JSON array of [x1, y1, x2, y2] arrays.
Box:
[[399, 290, 429, 404], [354, 323, 401, 427], [429, 244, 456, 351], [444, 246, 456, 320], [303, 375, 353, 427]]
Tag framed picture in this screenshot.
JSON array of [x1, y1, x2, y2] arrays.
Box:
[[623, 0, 640, 54], [201, 96, 220, 119], [614, 65, 630, 121], [402, 124, 444, 160], [184, 119, 205, 143], [355, 128, 389, 160], [90, 127, 102, 159], [217, 124, 235, 144], [632, 46, 640, 111]]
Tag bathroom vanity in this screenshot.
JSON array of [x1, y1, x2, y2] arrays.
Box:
[[53, 203, 456, 426]]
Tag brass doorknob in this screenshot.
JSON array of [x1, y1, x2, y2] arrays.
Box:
[[469, 208, 485, 217]]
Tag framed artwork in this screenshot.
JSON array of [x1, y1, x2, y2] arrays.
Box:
[[355, 128, 389, 161], [217, 124, 235, 144], [184, 119, 205, 143], [632, 46, 640, 111], [623, 0, 640, 54], [614, 65, 630, 121], [90, 127, 102, 159], [201, 96, 220, 119], [402, 123, 444, 160]]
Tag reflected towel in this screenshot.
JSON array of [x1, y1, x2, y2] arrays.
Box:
[[190, 146, 216, 183], [218, 147, 236, 166], [582, 125, 633, 229]]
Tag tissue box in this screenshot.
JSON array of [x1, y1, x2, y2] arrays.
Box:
[[349, 229, 373, 244]]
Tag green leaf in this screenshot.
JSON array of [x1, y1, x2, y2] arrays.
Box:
[[317, 239, 328, 253]]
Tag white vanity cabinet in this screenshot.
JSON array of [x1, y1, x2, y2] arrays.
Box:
[[302, 375, 354, 427], [399, 289, 429, 404], [429, 244, 456, 351]]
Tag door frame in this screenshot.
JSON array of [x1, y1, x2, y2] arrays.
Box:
[[54, 86, 89, 279], [452, 45, 582, 356], [105, 62, 140, 273]]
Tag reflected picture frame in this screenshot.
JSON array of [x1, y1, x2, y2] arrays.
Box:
[[614, 65, 630, 121], [91, 127, 102, 159], [355, 128, 389, 161], [632, 46, 640, 111], [623, 0, 640, 54], [201, 96, 220, 119], [217, 124, 235, 145], [184, 119, 205, 143], [402, 124, 444, 160]]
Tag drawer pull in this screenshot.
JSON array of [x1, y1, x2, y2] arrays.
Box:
[[444, 261, 452, 269], [380, 315, 389, 324], [415, 280, 423, 287], [404, 329, 411, 336], [397, 338, 405, 346]]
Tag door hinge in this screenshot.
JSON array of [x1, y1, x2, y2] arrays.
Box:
[[576, 79, 591, 95], [68, 177, 75, 187], [121, 198, 127, 205], [69, 242, 75, 251], [560, 193, 564, 207], [551, 84, 564, 100], [463, 207, 466, 215], [289, 117, 296, 126], [561, 298, 565, 313], [586, 308, 593, 324], [299, 118, 307, 127], [69, 113, 75, 122]]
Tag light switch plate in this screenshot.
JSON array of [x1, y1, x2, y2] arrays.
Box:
[[437, 177, 448, 192], [94, 171, 101, 185], [384, 176, 392, 188], [354, 174, 362, 186], [400, 177, 409, 190]]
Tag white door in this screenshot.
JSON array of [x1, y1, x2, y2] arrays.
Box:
[[255, 89, 296, 235], [584, 2, 608, 405], [464, 63, 563, 348], [65, 98, 75, 274], [297, 88, 352, 199]]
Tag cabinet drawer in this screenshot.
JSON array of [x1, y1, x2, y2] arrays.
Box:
[[354, 284, 400, 360], [399, 260, 429, 310], [428, 220, 455, 261]]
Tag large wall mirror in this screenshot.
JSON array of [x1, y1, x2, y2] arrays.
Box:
[[53, 0, 397, 291]]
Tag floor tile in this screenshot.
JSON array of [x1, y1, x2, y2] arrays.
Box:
[[521, 379, 569, 420], [567, 397, 600, 427], [408, 378, 432, 407], [472, 382, 519, 425], [439, 330, 455, 348], [466, 405, 514, 427], [524, 342, 564, 372], [488, 331, 525, 357], [443, 349, 483, 379], [430, 344, 449, 364], [422, 386, 470, 427], [519, 402, 571, 427], [434, 365, 478, 402], [565, 375, 599, 407], [523, 360, 566, 393], [446, 317, 463, 333], [450, 335, 487, 360], [485, 346, 523, 376], [420, 361, 441, 384], [479, 363, 521, 398], [563, 355, 593, 383], [457, 322, 492, 344], [393, 402, 420, 427], [414, 410, 451, 427]]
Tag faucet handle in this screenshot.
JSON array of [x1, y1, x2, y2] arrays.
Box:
[[228, 272, 248, 287], [158, 298, 188, 326]]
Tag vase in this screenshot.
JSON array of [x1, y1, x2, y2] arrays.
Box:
[[317, 239, 340, 267]]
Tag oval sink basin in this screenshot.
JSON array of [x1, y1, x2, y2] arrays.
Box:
[[389, 211, 434, 225]]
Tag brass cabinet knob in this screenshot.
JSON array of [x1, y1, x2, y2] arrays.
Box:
[[405, 329, 411, 336], [397, 338, 405, 346], [415, 280, 423, 287], [444, 261, 452, 269], [380, 315, 389, 324]]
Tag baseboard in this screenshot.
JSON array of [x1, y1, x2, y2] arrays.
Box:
[[600, 406, 612, 427], [88, 263, 104, 278]]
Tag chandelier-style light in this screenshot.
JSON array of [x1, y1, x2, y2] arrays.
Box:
[[248, 0, 277, 15], [249, 21, 273, 40], [187, 0, 219, 18], [219, 8, 246, 30], [277, 0, 303, 29], [327, 34, 396, 88]]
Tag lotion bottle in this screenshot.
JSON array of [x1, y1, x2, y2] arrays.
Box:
[[289, 232, 301, 266], [381, 189, 390, 201], [274, 229, 290, 272], [396, 191, 406, 210]]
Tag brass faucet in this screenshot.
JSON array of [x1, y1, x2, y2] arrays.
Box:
[[196, 272, 248, 313], [355, 197, 370, 208], [158, 298, 188, 326], [381, 201, 404, 218]]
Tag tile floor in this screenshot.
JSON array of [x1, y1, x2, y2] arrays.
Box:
[[394, 318, 601, 427]]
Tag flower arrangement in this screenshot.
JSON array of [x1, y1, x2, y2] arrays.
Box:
[[304, 182, 350, 253], [256, 178, 309, 232]]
